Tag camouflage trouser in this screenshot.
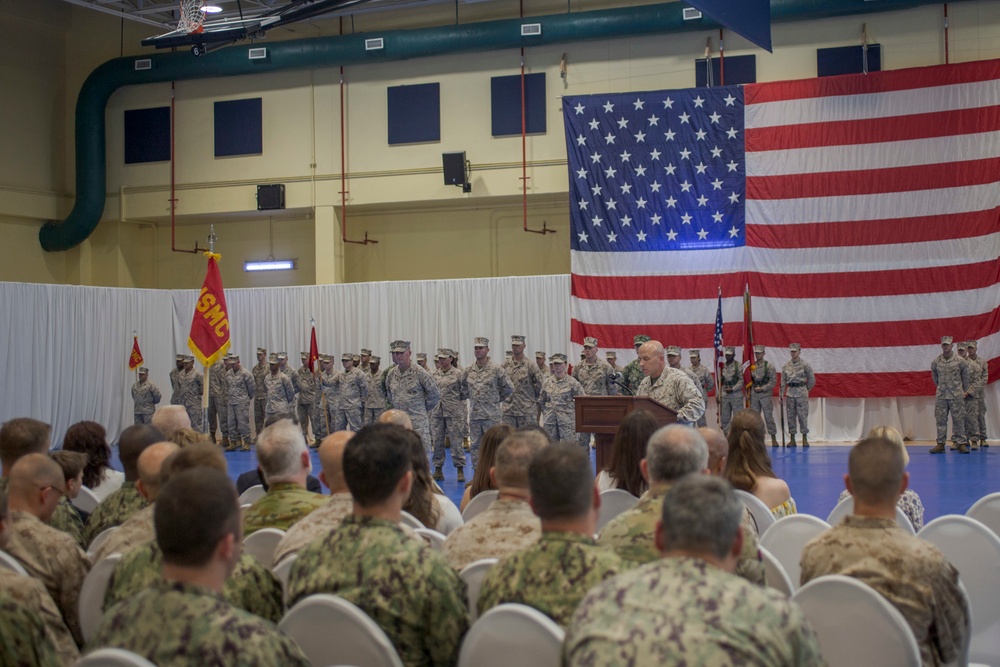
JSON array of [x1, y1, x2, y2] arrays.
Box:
[[936, 397, 966, 445], [696, 396, 708, 428], [750, 392, 777, 436], [208, 394, 229, 439], [296, 401, 314, 440], [978, 394, 987, 439], [542, 411, 577, 446], [184, 403, 203, 431], [965, 395, 980, 442], [469, 418, 500, 469], [433, 411, 467, 468], [503, 414, 536, 428], [409, 412, 433, 457], [134, 414, 152, 425], [785, 396, 809, 435], [720, 391, 743, 432], [227, 401, 252, 442], [335, 407, 364, 432], [365, 407, 386, 425], [254, 399, 265, 434]]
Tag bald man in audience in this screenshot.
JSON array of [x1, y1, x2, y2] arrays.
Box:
[[84, 424, 163, 546], [4, 454, 91, 647], [242, 419, 326, 536], [0, 486, 79, 666], [441, 431, 544, 571], [104, 443, 283, 623], [150, 406, 190, 440], [800, 436, 967, 666], [599, 425, 764, 585], [377, 408, 413, 430], [91, 442, 179, 563]]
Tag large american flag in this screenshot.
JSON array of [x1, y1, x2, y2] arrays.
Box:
[[566, 59, 1000, 398]]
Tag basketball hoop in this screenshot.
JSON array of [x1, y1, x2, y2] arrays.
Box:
[[178, 0, 206, 34]]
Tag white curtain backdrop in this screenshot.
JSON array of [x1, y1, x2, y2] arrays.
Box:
[[1, 277, 996, 446]]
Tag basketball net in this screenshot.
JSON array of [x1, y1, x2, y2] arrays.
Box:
[[178, 0, 206, 34]]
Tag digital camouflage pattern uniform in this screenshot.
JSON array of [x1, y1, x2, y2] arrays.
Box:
[[49, 496, 86, 549], [462, 358, 514, 468], [688, 356, 714, 428], [931, 340, 970, 452], [84, 482, 148, 546], [964, 342, 988, 448], [263, 369, 296, 420], [637, 368, 706, 425], [296, 362, 318, 441], [177, 365, 204, 431], [316, 360, 340, 438], [385, 364, 441, 454], [169, 363, 182, 405], [131, 375, 161, 425], [242, 482, 328, 536], [104, 544, 282, 623], [287, 515, 469, 667], [91, 504, 154, 564], [477, 531, 624, 629], [364, 362, 390, 425], [800, 515, 968, 666], [564, 556, 824, 667], [0, 568, 79, 666], [621, 335, 650, 396], [432, 362, 468, 471], [336, 364, 369, 432], [539, 372, 585, 444], [0, 596, 61, 667], [780, 347, 816, 442], [226, 363, 256, 448], [207, 361, 230, 444], [90, 579, 307, 666], [501, 357, 543, 428], [749, 351, 778, 438], [441, 498, 541, 572], [719, 349, 743, 432], [252, 352, 269, 433], [272, 493, 353, 566], [572, 356, 618, 448]]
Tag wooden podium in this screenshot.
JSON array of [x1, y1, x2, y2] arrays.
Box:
[[574, 396, 678, 472]]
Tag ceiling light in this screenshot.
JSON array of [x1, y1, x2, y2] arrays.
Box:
[[202, 5, 223, 13], [245, 259, 296, 272]]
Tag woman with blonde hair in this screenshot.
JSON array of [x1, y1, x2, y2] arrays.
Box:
[[725, 409, 797, 519]]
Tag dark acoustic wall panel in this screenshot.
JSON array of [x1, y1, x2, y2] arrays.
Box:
[[491, 73, 547, 137], [817, 44, 882, 77], [694, 55, 757, 88], [124, 106, 171, 164], [214, 98, 263, 157], [387, 83, 441, 145]]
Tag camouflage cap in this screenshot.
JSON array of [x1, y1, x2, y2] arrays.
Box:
[[511, 335, 526, 344], [371, 355, 381, 363], [606, 351, 617, 359], [318, 354, 331, 363], [666, 346, 681, 356], [505, 351, 513, 356], [474, 337, 490, 347], [535, 351, 546, 358], [184, 355, 195, 363], [967, 340, 978, 349], [341, 353, 353, 361], [956, 341, 968, 350], [633, 334, 651, 346], [360, 348, 372, 356], [416, 352, 427, 360], [230, 354, 240, 361], [390, 340, 410, 352], [268, 354, 280, 364], [175, 354, 185, 362], [138, 367, 149, 374], [300, 351, 309, 358], [549, 353, 568, 363], [256, 347, 267, 355], [724, 346, 735, 354], [789, 343, 801, 351], [353, 355, 361, 364], [753, 345, 765, 354], [689, 349, 701, 357], [583, 337, 598, 347], [436, 348, 451, 359], [940, 336, 953, 345], [222, 354, 233, 362], [277, 352, 288, 361]]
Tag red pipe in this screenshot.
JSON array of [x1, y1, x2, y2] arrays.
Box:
[[339, 18, 376, 246], [944, 3, 949, 65], [719, 29, 725, 86], [170, 81, 201, 254]]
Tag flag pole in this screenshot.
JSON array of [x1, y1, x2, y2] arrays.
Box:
[[201, 225, 217, 435], [133, 330, 138, 385]]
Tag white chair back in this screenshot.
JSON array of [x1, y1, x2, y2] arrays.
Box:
[[73, 648, 157, 666], [237, 484, 266, 505], [414, 528, 447, 551], [460, 558, 498, 623], [461, 490, 499, 523], [87, 527, 119, 561], [400, 511, 426, 530], [242, 528, 285, 569], [0, 549, 28, 576], [79, 553, 123, 642], [967, 492, 1000, 538], [458, 603, 565, 667], [758, 546, 794, 597], [596, 489, 639, 533], [759, 514, 830, 591], [733, 489, 776, 534], [918, 515, 1000, 665], [272, 554, 296, 607], [827, 496, 915, 534], [793, 575, 921, 667], [279, 594, 404, 667], [72, 486, 101, 514]]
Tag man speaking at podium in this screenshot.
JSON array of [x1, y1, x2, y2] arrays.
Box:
[[636, 341, 705, 426]]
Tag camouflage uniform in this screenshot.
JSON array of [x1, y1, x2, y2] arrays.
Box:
[[463, 360, 514, 468], [0, 568, 79, 666], [296, 363, 318, 441], [780, 349, 816, 439], [931, 346, 969, 450], [573, 357, 618, 448], [688, 358, 714, 428], [49, 496, 86, 549], [273, 493, 353, 566], [637, 368, 706, 425], [719, 352, 744, 432], [477, 531, 624, 629], [0, 596, 61, 667], [801, 515, 968, 666], [501, 357, 543, 428], [287, 515, 469, 667], [207, 361, 230, 443], [621, 359, 644, 396], [385, 364, 441, 453], [177, 366, 204, 431], [242, 482, 328, 536], [441, 498, 541, 572], [5, 510, 91, 646], [84, 481, 148, 546], [364, 363, 390, 425], [226, 363, 256, 447], [263, 370, 296, 419], [252, 354, 269, 433], [317, 362, 340, 436], [432, 363, 468, 471], [964, 346, 988, 447], [104, 544, 282, 623], [564, 556, 824, 667], [91, 579, 307, 665], [336, 365, 369, 432], [539, 372, 585, 443], [169, 364, 182, 405], [749, 356, 778, 437], [91, 504, 154, 563], [131, 376, 161, 425], [598, 485, 765, 585]]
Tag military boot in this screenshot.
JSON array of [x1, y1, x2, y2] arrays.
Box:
[[957, 442, 970, 454], [929, 443, 945, 454], [970, 438, 979, 450], [788, 435, 796, 448], [223, 438, 239, 452], [240, 438, 251, 452], [463, 437, 472, 452], [433, 467, 444, 482], [771, 435, 779, 447], [456, 467, 465, 483], [220, 436, 231, 449], [802, 435, 809, 448]]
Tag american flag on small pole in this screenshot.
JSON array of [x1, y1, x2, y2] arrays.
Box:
[[713, 286, 724, 422]]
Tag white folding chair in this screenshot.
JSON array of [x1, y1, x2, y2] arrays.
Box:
[[461, 490, 499, 523], [733, 489, 776, 534], [967, 492, 1000, 538], [414, 527, 447, 551], [400, 511, 426, 530], [272, 553, 296, 607], [242, 528, 285, 569], [237, 484, 267, 505], [73, 648, 157, 667], [460, 558, 498, 623], [79, 553, 122, 642], [759, 514, 830, 591], [458, 603, 564, 667], [758, 546, 794, 597], [0, 549, 28, 576], [793, 575, 921, 667], [279, 594, 403, 667], [596, 489, 639, 533], [827, 496, 915, 535], [918, 515, 1000, 665], [72, 486, 101, 514], [87, 527, 119, 561]]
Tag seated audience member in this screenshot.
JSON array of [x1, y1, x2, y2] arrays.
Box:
[[596, 409, 657, 495], [442, 430, 545, 570], [0, 417, 53, 486], [801, 436, 967, 666], [4, 454, 91, 646], [273, 431, 355, 565], [48, 450, 89, 549], [836, 425, 924, 530], [287, 424, 469, 667], [62, 421, 124, 501], [599, 425, 764, 584], [401, 429, 463, 534], [167, 427, 209, 449], [477, 442, 623, 629], [87, 467, 309, 667], [377, 409, 413, 429], [725, 410, 797, 519], [566, 475, 823, 666], [91, 442, 179, 563], [0, 486, 79, 666], [243, 419, 326, 536], [236, 466, 322, 495], [150, 405, 190, 440], [83, 424, 163, 546], [104, 443, 282, 623], [459, 423, 514, 512]]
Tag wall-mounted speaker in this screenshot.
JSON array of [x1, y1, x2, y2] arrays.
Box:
[[442, 152, 467, 186], [256, 184, 285, 211]]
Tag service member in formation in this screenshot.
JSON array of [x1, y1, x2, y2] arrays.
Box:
[[719, 346, 743, 432], [930, 335, 970, 454], [502, 335, 543, 428], [416, 352, 432, 373], [278, 352, 300, 395], [621, 334, 650, 395], [539, 354, 585, 444], [360, 348, 372, 370], [207, 357, 231, 447], [169, 354, 184, 406], [131, 367, 161, 425], [573, 337, 618, 448], [605, 351, 619, 371], [263, 354, 296, 422], [225, 354, 255, 451], [385, 340, 441, 452], [964, 340, 988, 449], [748, 345, 779, 447], [636, 341, 705, 426], [462, 337, 514, 468], [667, 347, 704, 426], [316, 355, 338, 441], [535, 351, 549, 377], [336, 353, 369, 432], [295, 352, 318, 444], [432, 349, 468, 482], [364, 355, 389, 425], [687, 350, 713, 428], [178, 356, 204, 432], [780, 343, 816, 448], [251, 347, 269, 434]]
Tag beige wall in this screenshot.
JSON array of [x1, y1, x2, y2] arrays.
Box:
[[4, 0, 1000, 287]]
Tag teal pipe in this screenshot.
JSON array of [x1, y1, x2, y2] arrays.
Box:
[[40, 0, 964, 251]]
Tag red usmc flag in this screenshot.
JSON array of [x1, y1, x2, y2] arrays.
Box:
[[188, 253, 231, 366], [128, 335, 144, 371]]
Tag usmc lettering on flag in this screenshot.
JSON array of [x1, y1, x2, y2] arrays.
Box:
[[188, 252, 231, 367]]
